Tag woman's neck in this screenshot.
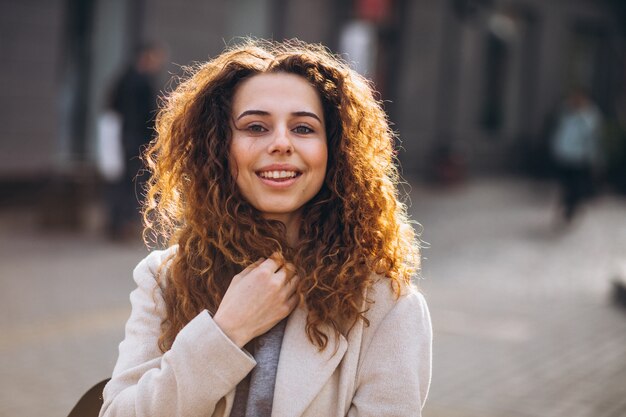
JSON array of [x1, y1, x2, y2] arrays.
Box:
[[264, 211, 301, 247]]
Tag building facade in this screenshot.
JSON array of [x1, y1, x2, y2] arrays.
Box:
[[1, 0, 624, 181]]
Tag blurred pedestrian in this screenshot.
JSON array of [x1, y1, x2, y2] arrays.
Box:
[[550, 87, 603, 224], [611, 260, 626, 309], [103, 41, 166, 240], [99, 39, 431, 417]]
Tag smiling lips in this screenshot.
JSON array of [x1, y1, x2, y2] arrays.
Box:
[[256, 168, 302, 183]]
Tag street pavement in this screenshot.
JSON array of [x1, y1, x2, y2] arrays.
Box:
[[1, 177, 625, 417]]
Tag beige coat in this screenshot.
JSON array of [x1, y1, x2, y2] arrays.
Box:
[[99, 248, 432, 417]]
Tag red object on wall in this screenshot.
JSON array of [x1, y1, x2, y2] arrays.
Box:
[[356, 0, 393, 23]]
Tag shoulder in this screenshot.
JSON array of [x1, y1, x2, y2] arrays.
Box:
[[346, 276, 432, 398], [365, 277, 428, 321], [133, 245, 179, 288], [345, 277, 433, 412], [360, 276, 431, 341]]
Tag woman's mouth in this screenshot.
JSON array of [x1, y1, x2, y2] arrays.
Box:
[[256, 170, 302, 182]]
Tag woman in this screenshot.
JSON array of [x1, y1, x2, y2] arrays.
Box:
[[100, 39, 431, 417]]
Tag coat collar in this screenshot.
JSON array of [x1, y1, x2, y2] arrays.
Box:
[[271, 305, 348, 417]]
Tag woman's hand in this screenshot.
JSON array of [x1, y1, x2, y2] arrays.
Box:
[[213, 254, 299, 348]]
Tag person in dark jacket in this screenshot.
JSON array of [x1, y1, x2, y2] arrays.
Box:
[[105, 42, 166, 239]]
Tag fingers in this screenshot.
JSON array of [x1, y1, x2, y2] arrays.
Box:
[[284, 273, 299, 295], [269, 251, 284, 264], [282, 262, 297, 280], [239, 253, 286, 278], [285, 291, 299, 313], [239, 254, 298, 295], [256, 253, 283, 274], [257, 253, 296, 275], [238, 258, 264, 278]]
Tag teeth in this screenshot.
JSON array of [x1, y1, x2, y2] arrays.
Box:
[[259, 170, 298, 179]]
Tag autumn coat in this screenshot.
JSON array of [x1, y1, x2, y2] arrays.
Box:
[[99, 247, 432, 417]]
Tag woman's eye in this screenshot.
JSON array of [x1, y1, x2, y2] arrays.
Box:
[[293, 125, 313, 134], [247, 124, 267, 133]]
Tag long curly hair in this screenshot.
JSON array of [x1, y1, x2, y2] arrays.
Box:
[[143, 39, 420, 352]]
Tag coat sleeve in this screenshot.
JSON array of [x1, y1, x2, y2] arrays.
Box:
[[99, 250, 256, 417], [347, 289, 432, 416]]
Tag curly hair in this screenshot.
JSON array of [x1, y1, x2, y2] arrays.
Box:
[[143, 39, 420, 352]]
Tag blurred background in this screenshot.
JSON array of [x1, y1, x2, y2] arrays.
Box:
[[1, 0, 626, 416]]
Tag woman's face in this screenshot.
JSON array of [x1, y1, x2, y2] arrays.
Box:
[[229, 72, 328, 226]]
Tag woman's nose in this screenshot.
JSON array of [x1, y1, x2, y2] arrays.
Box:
[[268, 128, 294, 154]]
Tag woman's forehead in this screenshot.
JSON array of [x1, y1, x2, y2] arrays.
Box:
[[232, 73, 324, 117]]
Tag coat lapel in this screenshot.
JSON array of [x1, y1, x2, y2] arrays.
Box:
[[271, 306, 347, 417]]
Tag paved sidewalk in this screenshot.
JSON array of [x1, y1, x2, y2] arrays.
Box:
[[412, 178, 626, 417], [0, 220, 148, 416], [1, 177, 625, 417]]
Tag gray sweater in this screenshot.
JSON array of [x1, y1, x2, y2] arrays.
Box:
[[229, 319, 287, 417]]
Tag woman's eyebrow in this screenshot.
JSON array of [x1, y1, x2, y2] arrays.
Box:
[[292, 111, 321, 122], [236, 110, 269, 120], [236, 110, 322, 122]]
